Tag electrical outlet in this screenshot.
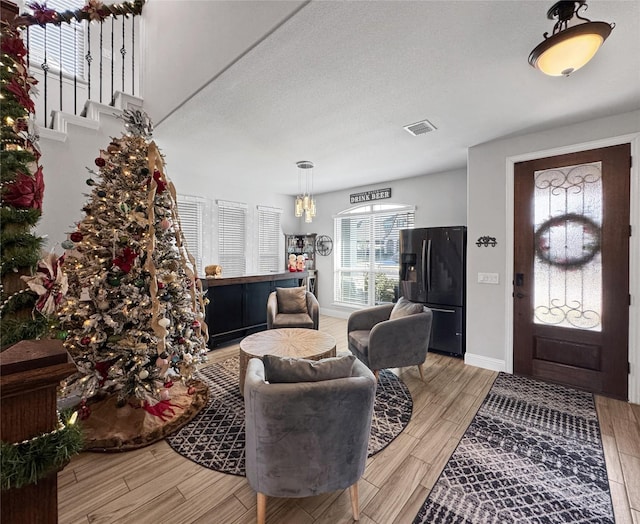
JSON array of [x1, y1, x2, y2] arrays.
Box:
[[478, 272, 499, 284]]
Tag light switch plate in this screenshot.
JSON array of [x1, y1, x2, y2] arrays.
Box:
[[478, 272, 499, 284]]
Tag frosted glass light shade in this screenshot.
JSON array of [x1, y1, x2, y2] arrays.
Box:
[[529, 21, 612, 76]]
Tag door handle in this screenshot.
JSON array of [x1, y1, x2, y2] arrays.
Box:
[[515, 273, 524, 287], [515, 292, 526, 299]]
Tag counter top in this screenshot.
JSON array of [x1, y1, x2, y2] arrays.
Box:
[[202, 271, 308, 287]]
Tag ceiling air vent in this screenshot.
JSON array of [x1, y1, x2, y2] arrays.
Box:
[[403, 119, 437, 136]]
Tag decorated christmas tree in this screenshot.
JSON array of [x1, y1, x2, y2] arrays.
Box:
[[58, 111, 209, 446], [0, 22, 53, 348]]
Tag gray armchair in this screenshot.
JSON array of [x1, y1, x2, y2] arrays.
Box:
[[266, 287, 319, 330], [347, 299, 433, 380], [244, 357, 376, 524]]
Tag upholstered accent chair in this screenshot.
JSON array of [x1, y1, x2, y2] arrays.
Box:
[[347, 297, 433, 380], [244, 355, 376, 524], [266, 286, 319, 330]]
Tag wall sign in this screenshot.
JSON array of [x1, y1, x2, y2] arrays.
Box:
[[350, 188, 392, 204]]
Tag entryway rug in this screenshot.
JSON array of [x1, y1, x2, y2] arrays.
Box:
[[166, 356, 412, 476], [413, 373, 614, 524]]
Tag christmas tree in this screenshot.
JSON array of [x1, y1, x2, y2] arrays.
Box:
[[58, 110, 209, 421], [0, 22, 53, 348]]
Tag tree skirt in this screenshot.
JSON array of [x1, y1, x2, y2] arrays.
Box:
[[81, 380, 209, 451], [413, 373, 614, 524], [165, 356, 413, 475]]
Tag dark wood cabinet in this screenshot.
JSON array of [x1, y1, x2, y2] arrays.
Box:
[[203, 272, 304, 347]]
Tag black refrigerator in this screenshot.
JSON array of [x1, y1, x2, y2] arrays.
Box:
[[399, 226, 466, 356]]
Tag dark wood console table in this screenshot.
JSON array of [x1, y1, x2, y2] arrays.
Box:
[[202, 271, 307, 347]]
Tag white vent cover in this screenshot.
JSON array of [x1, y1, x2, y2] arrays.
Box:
[[403, 119, 437, 136]]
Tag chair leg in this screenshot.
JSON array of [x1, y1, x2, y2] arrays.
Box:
[[417, 363, 424, 381], [349, 482, 360, 521], [257, 492, 267, 524]]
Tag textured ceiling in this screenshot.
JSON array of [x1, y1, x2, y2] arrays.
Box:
[[152, 0, 640, 197]]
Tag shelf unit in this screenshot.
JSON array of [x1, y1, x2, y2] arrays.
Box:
[[285, 233, 316, 271]]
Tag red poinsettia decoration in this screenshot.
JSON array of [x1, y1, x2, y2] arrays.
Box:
[[6, 78, 36, 114], [153, 170, 167, 193], [3, 166, 44, 210], [113, 247, 138, 273], [26, 2, 58, 26], [0, 33, 28, 59]]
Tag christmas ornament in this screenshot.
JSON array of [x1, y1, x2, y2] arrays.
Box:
[[56, 330, 68, 340], [113, 247, 138, 273], [138, 369, 149, 380], [70, 232, 83, 242], [134, 278, 145, 287], [20, 252, 68, 315], [158, 318, 170, 328], [97, 190, 107, 198], [160, 218, 171, 230], [120, 202, 130, 213], [95, 157, 106, 167], [61, 240, 75, 250], [191, 320, 201, 329], [157, 281, 165, 289], [86, 178, 96, 186], [80, 336, 91, 345], [107, 276, 121, 286], [77, 399, 91, 420]]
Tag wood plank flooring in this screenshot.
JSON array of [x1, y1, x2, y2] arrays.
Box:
[[58, 315, 640, 523]]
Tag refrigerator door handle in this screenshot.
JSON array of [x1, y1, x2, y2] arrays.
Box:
[[429, 307, 456, 313], [425, 239, 432, 292]]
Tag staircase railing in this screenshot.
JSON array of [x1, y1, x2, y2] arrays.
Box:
[[7, 0, 145, 129]]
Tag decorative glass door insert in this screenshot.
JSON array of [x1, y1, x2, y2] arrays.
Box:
[[533, 162, 602, 331]]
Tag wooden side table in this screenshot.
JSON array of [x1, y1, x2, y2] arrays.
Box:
[[239, 328, 336, 394]]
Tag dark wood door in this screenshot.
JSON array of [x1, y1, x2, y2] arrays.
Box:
[[513, 144, 630, 400]]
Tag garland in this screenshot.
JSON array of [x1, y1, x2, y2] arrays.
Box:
[[12, 0, 145, 28], [0, 410, 84, 490]]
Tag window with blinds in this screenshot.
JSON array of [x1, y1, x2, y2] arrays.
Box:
[[27, 0, 86, 78], [176, 195, 204, 275], [257, 206, 282, 273], [334, 204, 414, 306], [218, 200, 247, 277]]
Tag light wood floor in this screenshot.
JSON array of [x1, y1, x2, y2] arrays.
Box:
[[58, 315, 640, 524]]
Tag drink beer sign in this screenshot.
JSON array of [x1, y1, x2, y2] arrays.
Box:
[[350, 188, 391, 204]]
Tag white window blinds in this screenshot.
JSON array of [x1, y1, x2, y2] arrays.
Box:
[[27, 0, 86, 78], [335, 204, 414, 306], [258, 206, 282, 273], [218, 200, 247, 277], [176, 195, 204, 275]]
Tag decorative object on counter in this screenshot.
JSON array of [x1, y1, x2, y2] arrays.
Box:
[[288, 254, 297, 272], [296, 254, 306, 272], [476, 236, 498, 247], [528, 0, 614, 77], [205, 264, 223, 278], [315, 234, 333, 256], [294, 161, 316, 223]]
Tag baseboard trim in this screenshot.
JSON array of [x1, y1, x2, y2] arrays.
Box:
[[464, 353, 507, 372], [319, 307, 351, 319]]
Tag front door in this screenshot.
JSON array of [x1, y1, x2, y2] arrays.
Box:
[[513, 144, 630, 400]]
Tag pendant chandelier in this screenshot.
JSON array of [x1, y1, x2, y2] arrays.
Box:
[[294, 161, 316, 223], [528, 1, 614, 77]]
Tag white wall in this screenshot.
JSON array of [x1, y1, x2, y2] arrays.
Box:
[[304, 168, 467, 316], [466, 109, 640, 401]]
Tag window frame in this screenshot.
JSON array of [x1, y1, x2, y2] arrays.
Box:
[[334, 203, 415, 307], [257, 205, 283, 273]]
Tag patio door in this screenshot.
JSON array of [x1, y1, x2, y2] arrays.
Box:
[[513, 144, 631, 400]]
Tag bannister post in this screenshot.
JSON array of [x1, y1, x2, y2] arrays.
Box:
[[0, 0, 18, 23], [0, 340, 78, 524]]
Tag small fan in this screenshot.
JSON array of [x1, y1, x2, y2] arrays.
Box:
[[315, 235, 333, 256]]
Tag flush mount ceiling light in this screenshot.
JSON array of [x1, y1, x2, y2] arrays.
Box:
[[529, 0, 614, 77]]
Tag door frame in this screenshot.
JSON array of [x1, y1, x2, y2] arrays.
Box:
[[504, 132, 640, 403]]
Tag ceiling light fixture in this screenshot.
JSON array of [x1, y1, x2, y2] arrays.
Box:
[[528, 0, 614, 77], [294, 161, 316, 223]]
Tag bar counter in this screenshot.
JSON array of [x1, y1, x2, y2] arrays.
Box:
[[201, 271, 307, 347]]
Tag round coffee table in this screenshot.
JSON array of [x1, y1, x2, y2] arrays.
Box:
[[239, 328, 336, 394]]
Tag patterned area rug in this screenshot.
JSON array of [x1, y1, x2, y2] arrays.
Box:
[[166, 356, 412, 475], [413, 373, 614, 524]]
